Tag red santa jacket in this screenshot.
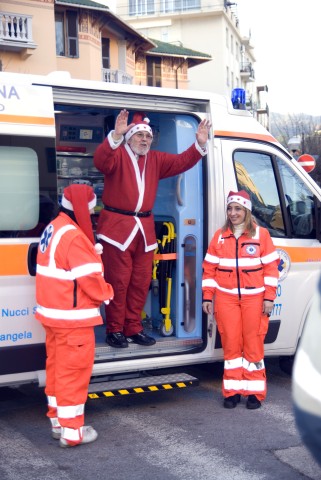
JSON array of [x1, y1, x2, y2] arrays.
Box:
[[35, 212, 114, 328], [94, 135, 206, 251], [202, 225, 279, 301]]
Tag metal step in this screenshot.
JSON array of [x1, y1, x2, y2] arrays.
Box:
[[87, 373, 199, 399], [94, 336, 204, 361]]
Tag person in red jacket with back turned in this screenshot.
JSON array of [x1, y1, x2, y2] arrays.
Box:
[[35, 184, 114, 447], [202, 190, 279, 410], [94, 109, 211, 348]]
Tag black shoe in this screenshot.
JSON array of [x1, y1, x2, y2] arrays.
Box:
[[246, 394, 261, 410], [223, 394, 241, 409], [106, 332, 128, 348], [127, 331, 156, 346]]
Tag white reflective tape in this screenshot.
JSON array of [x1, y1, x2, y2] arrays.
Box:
[[37, 305, 100, 320], [217, 285, 265, 295], [293, 349, 321, 403], [47, 395, 57, 407], [261, 251, 279, 264], [219, 258, 261, 267], [202, 279, 217, 288], [61, 426, 83, 442], [242, 380, 265, 392], [253, 227, 260, 239], [71, 263, 103, 278], [50, 417, 61, 428], [37, 264, 75, 280], [49, 225, 76, 266], [204, 253, 220, 264], [224, 379, 265, 392], [242, 358, 265, 371], [264, 276, 278, 286], [224, 357, 243, 369], [57, 404, 84, 419], [37, 262, 103, 280]]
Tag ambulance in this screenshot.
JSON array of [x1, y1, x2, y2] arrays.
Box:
[[0, 71, 320, 394]]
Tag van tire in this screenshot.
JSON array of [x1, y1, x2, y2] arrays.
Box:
[[279, 355, 294, 376]]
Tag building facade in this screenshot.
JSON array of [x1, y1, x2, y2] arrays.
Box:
[[0, 0, 211, 89], [116, 0, 265, 116]]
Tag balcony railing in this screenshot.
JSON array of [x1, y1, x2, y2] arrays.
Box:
[[240, 62, 255, 82], [0, 12, 36, 51], [102, 68, 133, 84]]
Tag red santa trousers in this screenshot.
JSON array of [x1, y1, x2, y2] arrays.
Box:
[[44, 326, 95, 443], [214, 290, 268, 401], [101, 230, 154, 336]]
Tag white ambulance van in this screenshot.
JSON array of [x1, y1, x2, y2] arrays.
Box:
[[1, 71, 320, 394]]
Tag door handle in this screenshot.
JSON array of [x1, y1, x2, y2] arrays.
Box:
[[28, 242, 39, 276]]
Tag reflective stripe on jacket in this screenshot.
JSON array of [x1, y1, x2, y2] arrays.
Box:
[[35, 212, 114, 327], [202, 226, 279, 300]]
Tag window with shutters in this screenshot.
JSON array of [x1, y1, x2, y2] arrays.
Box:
[[102, 38, 110, 69], [55, 10, 79, 58], [147, 58, 162, 87]]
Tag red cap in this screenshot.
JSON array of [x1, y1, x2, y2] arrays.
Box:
[[61, 184, 96, 244], [125, 111, 153, 142], [227, 190, 252, 211]]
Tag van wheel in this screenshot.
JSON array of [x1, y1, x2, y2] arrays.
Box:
[[160, 323, 174, 337], [279, 355, 294, 376]]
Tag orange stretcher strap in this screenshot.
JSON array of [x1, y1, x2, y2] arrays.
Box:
[[153, 253, 177, 261]]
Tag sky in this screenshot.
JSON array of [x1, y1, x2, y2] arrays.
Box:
[[237, 0, 321, 116], [100, 0, 319, 116]]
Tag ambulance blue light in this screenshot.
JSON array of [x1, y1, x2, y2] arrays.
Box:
[[231, 88, 246, 110]]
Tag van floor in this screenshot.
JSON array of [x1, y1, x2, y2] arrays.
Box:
[[94, 325, 203, 360]]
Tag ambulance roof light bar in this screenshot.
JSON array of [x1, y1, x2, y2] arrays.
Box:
[[231, 88, 246, 110]]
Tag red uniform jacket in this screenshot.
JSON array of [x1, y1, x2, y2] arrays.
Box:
[[202, 225, 279, 301], [94, 136, 206, 251], [35, 212, 114, 328]]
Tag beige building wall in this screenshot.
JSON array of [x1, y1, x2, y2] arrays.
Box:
[[1, 0, 57, 74]]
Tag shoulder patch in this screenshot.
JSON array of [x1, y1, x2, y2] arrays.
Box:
[[39, 224, 54, 253]]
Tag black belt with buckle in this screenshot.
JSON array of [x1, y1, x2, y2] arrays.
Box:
[[104, 205, 152, 218]]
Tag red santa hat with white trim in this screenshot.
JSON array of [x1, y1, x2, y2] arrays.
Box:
[[227, 190, 252, 211], [125, 111, 153, 142], [61, 184, 102, 253]]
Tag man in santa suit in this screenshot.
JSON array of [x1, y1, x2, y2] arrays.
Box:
[[94, 109, 211, 348]]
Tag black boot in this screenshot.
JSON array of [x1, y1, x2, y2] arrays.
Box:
[[106, 332, 128, 348], [223, 394, 241, 409], [127, 330, 156, 346], [246, 394, 261, 410]]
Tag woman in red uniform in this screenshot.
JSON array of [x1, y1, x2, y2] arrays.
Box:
[[202, 190, 279, 409]]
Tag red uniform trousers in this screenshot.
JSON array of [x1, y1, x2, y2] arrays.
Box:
[[214, 291, 268, 401], [44, 325, 95, 444], [101, 230, 154, 336]]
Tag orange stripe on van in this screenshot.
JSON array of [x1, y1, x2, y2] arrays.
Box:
[[0, 114, 55, 126], [278, 245, 321, 263], [214, 130, 277, 143], [0, 245, 29, 276]]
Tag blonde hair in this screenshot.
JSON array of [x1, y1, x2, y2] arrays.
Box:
[[222, 207, 256, 237]]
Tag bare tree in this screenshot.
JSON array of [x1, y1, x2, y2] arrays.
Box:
[[270, 113, 321, 185]]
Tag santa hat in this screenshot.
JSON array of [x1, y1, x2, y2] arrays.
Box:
[[61, 184, 97, 245], [125, 111, 153, 142], [227, 190, 252, 211]]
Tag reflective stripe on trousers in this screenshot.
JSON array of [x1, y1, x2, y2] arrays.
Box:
[[214, 290, 267, 401]]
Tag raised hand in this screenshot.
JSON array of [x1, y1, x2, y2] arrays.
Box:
[[196, 119, 212, 148], [113, 109, 135, 141]]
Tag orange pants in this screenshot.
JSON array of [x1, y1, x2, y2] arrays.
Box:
[[214, 291, 268, 401], [101, 231, 154, 336], [44, 325, 95, 443]]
